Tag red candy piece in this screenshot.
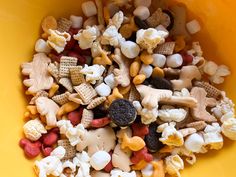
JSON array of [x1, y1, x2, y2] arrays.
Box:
[[41, 130, 59, 146], [65, 38, 76, 50], [42, 145, 54, 157], [90, 117, 111, 128], [19, 138, 42, 158], [68, 108, 83, 126], [69, 28, 80, 35], [73, 44, 91, 56], [131, 147, 153, 164], [180, 51, 193, 66], [104, 151, 113, 172], [68, 51, 86, 65], [131, 123, 149, 138]]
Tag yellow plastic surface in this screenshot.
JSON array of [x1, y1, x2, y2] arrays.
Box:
[[0, 0, 235, 177]]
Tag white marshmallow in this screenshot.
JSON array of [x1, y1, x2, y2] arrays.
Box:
[[134, 0, 152, 7], [133, 6, 150, 20], [70, 15, 83, 29], [152, 54, 166, 68], [186, 20, 201, 34], [95, 83, 111, 97], [35, 39, 51, 53], [203, 61, 218, 76], [104, 74, 117, 89], [90, 151, 111, 170], [184, 133, 205, 153], [166, 54, 183, 68], [139, 64, 153, 78], [121, 41, 140, 59], [81, 1, 97, 17]]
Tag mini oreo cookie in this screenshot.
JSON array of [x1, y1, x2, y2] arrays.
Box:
[[134, 16, 149, 29], [150, 77, 173, 90], [109, 99, 137, 127], [145, 123, 164, 152]]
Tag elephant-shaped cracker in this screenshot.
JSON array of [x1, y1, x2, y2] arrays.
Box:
[[21, 53, 53, 94]]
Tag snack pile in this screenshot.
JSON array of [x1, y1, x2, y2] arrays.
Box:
[[19, 0, 236, 177]]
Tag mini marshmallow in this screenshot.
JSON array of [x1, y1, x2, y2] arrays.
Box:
[[139, 64, 153, 78], [184, 133, 205, 153], [90, 151, 111, 170], [70, 15, 83, 28], [35, 39, 51, 53], [133, 6, 150, 20], [166, 54, 183, 68], [82, 1, 97, 17], [95, 83, 112, 97], [141, 163, 153, 176], [203, 61, 218, 76], [152, 54, 166, 68], [121, 41, 140, 59], [186, 20, 201, 34], [104, 74, 117, 89], [134, 0, 152, 7]]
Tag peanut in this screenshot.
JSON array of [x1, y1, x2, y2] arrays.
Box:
[[130, 59, 141, 77], [152, 67, 165, 78], [140, 51, 153, 65], [133, 74, 146, 85]]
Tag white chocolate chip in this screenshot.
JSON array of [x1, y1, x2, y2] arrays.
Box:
[[95, 83, 112, 97], [70, 15, 83, 28], [82, 1, 97, 17], [134, 0, 152, 7], [186, 20, 201, 34], [104, 74, 117, 89], [133, 6, 150, 20], [203, 61, 218, 76], [121, 41, 140, 59], [152, 54, 166, 68], [35, 39, 51, 53], [166, 54, 183, 68], [184, 133, 205, 153], [90, 151, 111, 170], [139, 64, 153, 78]]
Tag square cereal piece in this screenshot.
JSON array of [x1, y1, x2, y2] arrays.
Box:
[[146, 8, 163, 28], [194, 81, 222, 99], [59, 56, 78, 77], [154, 42, 176, 55], [81, 109, 94, 128], [129, 85, 140, 102], [74, 83, 97, 103], [87, 97, 106, 109], [48, 62, 60, 81], [59, 78, 74, 93], [70, 66, 85, 86], [58, 139, 77, 160], [52, 92, 70, 105], [57, 18, 72, 32]]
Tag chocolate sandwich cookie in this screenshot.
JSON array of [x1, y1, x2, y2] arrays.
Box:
[[150, 77, 173, 90], [145, 123, 164, 152], [109, 99, 137, 127]]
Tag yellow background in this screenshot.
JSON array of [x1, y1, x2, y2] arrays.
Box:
[[0, 0, 235, 176]]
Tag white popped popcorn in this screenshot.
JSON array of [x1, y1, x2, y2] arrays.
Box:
[[35, 146, 66, 177], [165, 154, 184, 177], [157, 122, 184, 147], [203, 61, 218, 76], [133, 101, 158, 125], [60, 161, 76, 177], [109, 11, 124, 29], [110, 169, 136, 177], [47, 29, 71, 53], [35, 39, 51, 53], [101, 25, 125, 47], [90, 151, 111, 170], [221, 118, 236, 140], [136, 28, 168, 53], [23, 119, 47, 141], [74, 26, 100, 49], [57, 120, 86, 146], [203, 123, 223, 150], [95, 83, 111, 97], [158, 108, 187, 122], [171, 147, 197, 165], [80, 64, 105, 84], [73, 151, 91, 177], [209, 65, 231, 84], [184, 133, 205, 153]]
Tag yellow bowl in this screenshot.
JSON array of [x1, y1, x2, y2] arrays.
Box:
[[0, 0, 235, 177]]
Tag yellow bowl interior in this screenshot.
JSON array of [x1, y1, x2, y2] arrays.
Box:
[[0, 0, 235, 176]]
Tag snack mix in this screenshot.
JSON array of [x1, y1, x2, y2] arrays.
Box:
[[20, 0, 236, 177]]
